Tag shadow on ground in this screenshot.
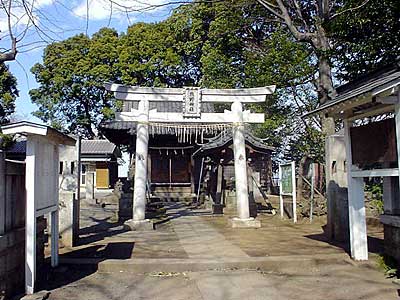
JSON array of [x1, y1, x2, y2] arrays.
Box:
[[305, 231, 384, 256]]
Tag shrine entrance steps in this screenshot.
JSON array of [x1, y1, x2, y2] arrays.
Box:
[[149, 185, 196, 203], [57, 200, 375, 276]]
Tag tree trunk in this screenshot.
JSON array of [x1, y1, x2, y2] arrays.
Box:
[[83, 103, 95, 138], [297, 155, 308, 203], [313, 25, 336, 136]]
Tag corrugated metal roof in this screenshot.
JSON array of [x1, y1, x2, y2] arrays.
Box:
[[304, 62, 400, 117], [100, 121, 136, 131], [81, 139, 117, 154]]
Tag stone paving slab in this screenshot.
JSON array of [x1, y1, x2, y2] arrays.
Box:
[[32, 265, 398, 300], [96, 253, 354, 274], [170, 207, 249, 259], [36, 201, 399, 300]]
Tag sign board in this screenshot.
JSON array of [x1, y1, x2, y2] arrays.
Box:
[[280, 163, 293, 195], [31, 139, 59, 215], [350, 118, 397, 167], [182, 87, 201, 118], [279, 161, 297, 223]]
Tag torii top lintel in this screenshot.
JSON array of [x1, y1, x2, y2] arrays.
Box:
[[105, 83, 276, 103]]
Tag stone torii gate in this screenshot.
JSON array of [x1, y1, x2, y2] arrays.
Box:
[[105, 84, 276, 229]]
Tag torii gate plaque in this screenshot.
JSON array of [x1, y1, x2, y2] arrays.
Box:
[[105, 84, 276, 229]]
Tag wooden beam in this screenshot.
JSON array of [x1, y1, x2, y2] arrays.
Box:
[[376, 96, 399, 105], [347, 104, 394, 122], [351, 168, 399, 178], [372, 79, 400, 97]]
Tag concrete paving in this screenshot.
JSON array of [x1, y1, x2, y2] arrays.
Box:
[[36, 200, 399, 300]]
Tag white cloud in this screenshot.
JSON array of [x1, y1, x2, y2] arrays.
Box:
[[72, 0, 172, 21], [0, 0, 54, 33]]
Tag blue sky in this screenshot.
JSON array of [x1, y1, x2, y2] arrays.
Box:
[[1, 0, 181, 123]]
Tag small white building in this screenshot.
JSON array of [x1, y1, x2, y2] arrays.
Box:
[[80, 140, 121, 190]]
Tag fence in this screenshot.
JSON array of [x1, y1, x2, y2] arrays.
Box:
[[0, 151, 27, 298], [1, 158, 25, 235]]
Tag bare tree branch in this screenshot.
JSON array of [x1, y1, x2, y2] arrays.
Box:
[[330, 0, 370, 19], [0, 0, 17, 63]]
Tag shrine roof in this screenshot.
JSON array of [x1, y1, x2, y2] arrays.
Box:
[[303, 61, 400, 118], [81, 139, 118, 155], [193, 129, 275, 156]]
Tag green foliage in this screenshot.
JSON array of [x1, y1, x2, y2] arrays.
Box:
[[30, 0, 316, 151], [377, 254, 398, 278], [0, 63, 18, 125], [0, 133, 14, 150], [30, 28, 121, 138], [330, 0, 400, 81], [365, 179, 384, 215]]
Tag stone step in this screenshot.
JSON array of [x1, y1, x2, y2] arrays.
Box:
[[60, 253, 353, 275], [152, 186, 193, 194]]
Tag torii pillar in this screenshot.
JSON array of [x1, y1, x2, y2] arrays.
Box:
[[229, 101, 261, 228], [125, 99, 154, 230]]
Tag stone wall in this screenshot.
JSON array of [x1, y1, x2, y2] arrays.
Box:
[[0, 217, 46, 299]]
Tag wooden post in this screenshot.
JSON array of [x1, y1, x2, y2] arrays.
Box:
[[25, 138, 37, 294], [73, 137, 81, 246], [395, 103, 400, 203], [190, 156, 195, 194], [310, 163, 315, 223], [344, 120, 368, 260], [51, 210, 59, 267], [216, 163, 223, 204], [0, 150, 5, 235], [51, 144, 59, 267], [279, 164, 284, 219], [291, 161, 297, 223]]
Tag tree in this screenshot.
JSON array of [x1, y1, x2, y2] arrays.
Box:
[[254, 0, 376, 135], [330, 0, 400, 81], [0, 63, 18, 124], [29, 0, 319, 154], [30, 28, 121, 138], [118, 22, 195, 87]]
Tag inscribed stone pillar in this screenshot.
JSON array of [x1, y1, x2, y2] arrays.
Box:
[[230, 101, 260, 228], [85, 172, 95, 201], [232, 101, 250, 219], [125, 99, 153, 230]]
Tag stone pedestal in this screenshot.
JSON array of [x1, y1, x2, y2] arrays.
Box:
[[229, 217, 261, 228], [124, 219, 154, 231], [325, 134, 349, 242], [86, 172, 95, 201], [212, 204, 224, 214]]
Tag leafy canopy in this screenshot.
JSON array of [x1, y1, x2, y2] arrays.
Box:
[[30, 0, 314, 151], [0, 63, 18, 125]]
